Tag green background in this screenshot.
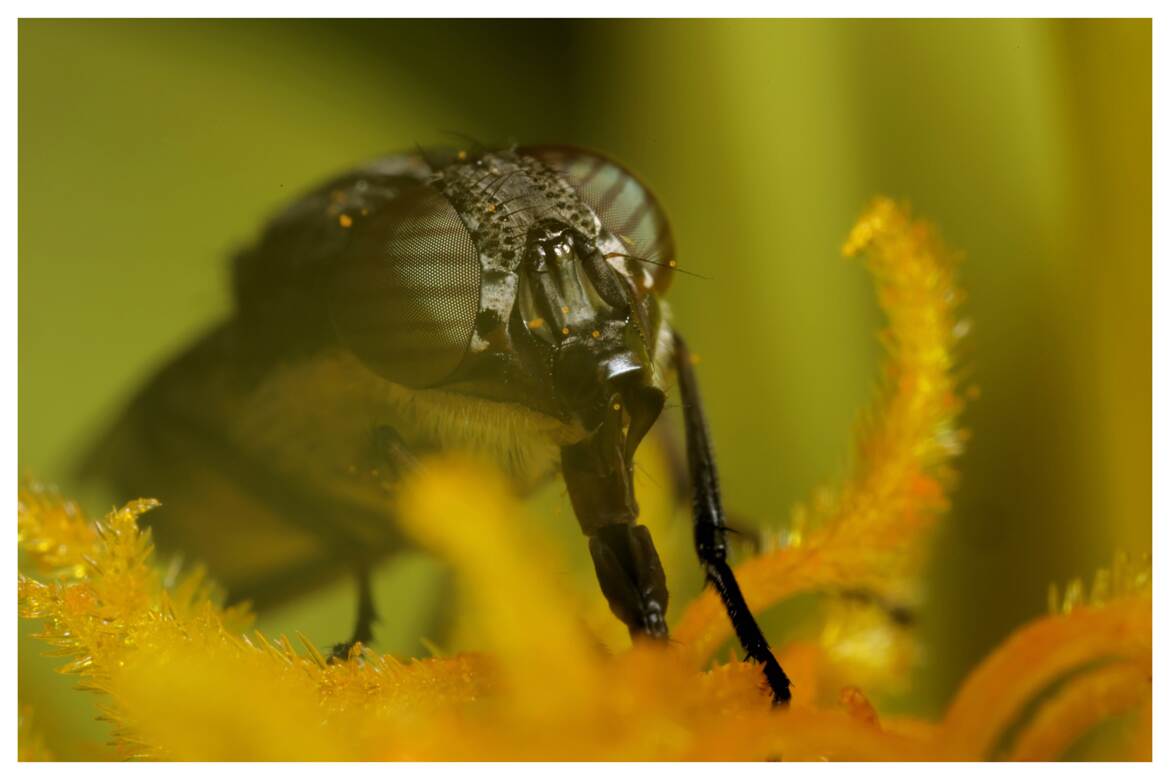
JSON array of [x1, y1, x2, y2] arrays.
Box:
[[19, 19, 1150, 757]]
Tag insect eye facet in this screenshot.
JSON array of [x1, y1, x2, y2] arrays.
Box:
[[522, 145, 677, 294], [328, 185, 480, 388]]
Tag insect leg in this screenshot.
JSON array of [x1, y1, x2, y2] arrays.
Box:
[[672, 332, 792, 704], [330, 563, 378, 661], [351, 563, 377, 644], [328, 425, 419, 662]]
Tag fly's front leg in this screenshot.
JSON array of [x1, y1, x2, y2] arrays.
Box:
[[673, 332, 791, 704], [330, 563, 377, 661], [562, 438, 669, 640], [329, 424, 417, 662]]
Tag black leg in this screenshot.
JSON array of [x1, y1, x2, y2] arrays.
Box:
[[351, 563, 377, 645], [673, 332, 791, 704], [329, 423, 414, 662], [330, 564, 377, 661]]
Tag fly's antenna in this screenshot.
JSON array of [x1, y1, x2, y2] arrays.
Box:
[[604, 252, 710, 280]]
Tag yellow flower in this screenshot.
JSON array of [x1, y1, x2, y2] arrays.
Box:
[[18, 199, 1151, 761]]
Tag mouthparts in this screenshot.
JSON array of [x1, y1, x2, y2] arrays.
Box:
[[557, 350, 665, 534]]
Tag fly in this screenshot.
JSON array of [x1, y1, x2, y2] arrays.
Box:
[[83, 144, 792, 704]]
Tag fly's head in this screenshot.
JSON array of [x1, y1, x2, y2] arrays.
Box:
[[519, 214, 665, 452], [326, 145, 676, 496]]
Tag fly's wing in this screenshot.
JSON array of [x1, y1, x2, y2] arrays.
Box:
[[80, 151, 482, 608], [78, 325, 394, 608]]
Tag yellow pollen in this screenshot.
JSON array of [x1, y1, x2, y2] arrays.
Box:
[[668, 259, 679, 268], [591, 330, 601, 339], [338, 214, 353, 228], [612, 402, 622, 411], [485, 204, 496, 213], [457, 149, 468, 160], [561, 327, 570, 336], [561, 305, 570, 314], [528, 318, 544, 329]]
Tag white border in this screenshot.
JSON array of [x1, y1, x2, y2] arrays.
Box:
[[7, 6, 1162, 775], [1, 2, 1164, 19]]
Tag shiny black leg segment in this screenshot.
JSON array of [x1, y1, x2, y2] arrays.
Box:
[[673, 333, 791, 704], [588, 523, 669, 639], [330, 564, 378, 662]]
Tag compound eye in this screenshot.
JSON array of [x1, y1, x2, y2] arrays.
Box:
[[328, 185, 480, 388], [522, 145, 676, 294]]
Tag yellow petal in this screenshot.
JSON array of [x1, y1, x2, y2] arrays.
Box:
[[1007, 659, 1151, 760], [677, 198, 965, 668], [395, 455, 602, 715], [940, 596, 1151, 759]]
